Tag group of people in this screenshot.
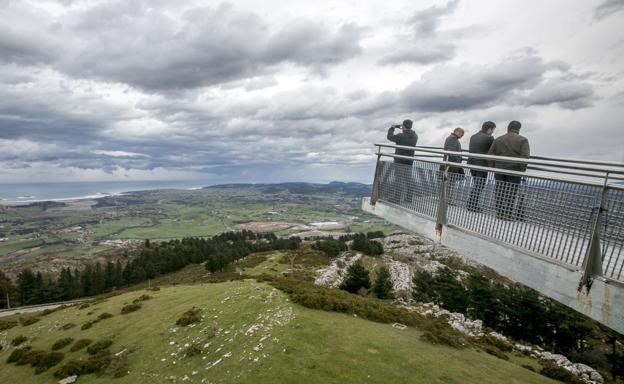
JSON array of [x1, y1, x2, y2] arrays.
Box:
[[386, 119, 530, 220]]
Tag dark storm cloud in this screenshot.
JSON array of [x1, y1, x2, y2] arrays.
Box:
[[378, 1, 460, 66], [594, 0, 624, 20], [41, 2, 363, 91], [399, 51, 595, 112]]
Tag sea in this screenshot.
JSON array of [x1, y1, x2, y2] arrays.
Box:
[[0, 180, 206, 204]]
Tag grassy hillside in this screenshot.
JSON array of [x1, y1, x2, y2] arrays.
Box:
[[0, 281, 558, 384]]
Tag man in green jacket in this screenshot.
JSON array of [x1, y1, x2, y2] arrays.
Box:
[[488, 121, 530, 220]]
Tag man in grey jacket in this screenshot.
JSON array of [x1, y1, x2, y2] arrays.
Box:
[[467, 121, 496, 211], [488, 121, 530, 220]]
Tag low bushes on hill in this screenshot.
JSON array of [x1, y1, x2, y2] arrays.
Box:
[[60, 323, 76, 330], [51, 338, 74, 351], [54, 350, 112, 378], [540, 362, 585, 384], [19, 316, 40, 326], [70, 339, 92, 352], [120, 303, 141, 314], [97, 312, 114, 320], [132, 294, 152, 303], [176, 307, 202, 326], [11, 335, 28, 346], [7, 347, 64, 373], [259, 274, 468, 349], [86, 340, 113, 355], [0, 319, 18, 331]]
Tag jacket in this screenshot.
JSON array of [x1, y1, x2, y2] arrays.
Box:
[[387, 127, 418, 165], [467, 131, 494, 167], [443, 133, 462, 163], [488, 131, 530, 172]]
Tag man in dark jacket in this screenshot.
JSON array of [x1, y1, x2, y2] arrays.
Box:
[[467, 121, 496, 211], [383, 119, 417, 203], [441, 128, 464, 204], [387, 119, 418, 165], [488, 120, 530, 220]]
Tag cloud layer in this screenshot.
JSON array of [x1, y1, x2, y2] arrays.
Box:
[[0, 0, 622, 184]]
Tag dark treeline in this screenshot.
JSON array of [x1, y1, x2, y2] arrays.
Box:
[[1, 231, 301, 308]]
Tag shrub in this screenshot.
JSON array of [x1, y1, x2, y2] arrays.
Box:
[[60, 323, 76, 330], [97, 312, 114, 320], [81, 321, 93, 330], [7, 347, 64, 373], [78, 303, 90, 310], [19, 316, 40, 326], [11, 335, 28, 346], [176, 307, 202, 326], [132, 294, 152, 303], [483, 345, 509, 360], [86, 340, 113, 355], [183, 343, 202, 358], [7, 347, 32, 364], [522, 364, 536, 372], [34, 351, 64, 373], [51, 338, 74, 351], [54, 350, 112, 378], [340, 262, 371, 294], [540, 362, 585, 384], [420, 320, 469, 349], [121, 303, 141, 314], [0, 319, 18, 331], [70, 339, 92, 352]]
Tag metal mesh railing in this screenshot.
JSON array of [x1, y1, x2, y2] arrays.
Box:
[[371, 147, 624, 284], [602, 188, 624, 280], [446, 172, 599, 266], [375, 160, 441, 219]]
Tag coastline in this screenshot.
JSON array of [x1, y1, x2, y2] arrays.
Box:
[[0, 181, 207, 206]]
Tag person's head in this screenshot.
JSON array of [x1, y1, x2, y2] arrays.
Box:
[[508, 120, 521, 132], [402, 119, 413, 130], [482, 121, 496, 135], [453, 127, 465, 138]]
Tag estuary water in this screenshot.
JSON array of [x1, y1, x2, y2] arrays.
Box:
[[0, 180, 205, 203]]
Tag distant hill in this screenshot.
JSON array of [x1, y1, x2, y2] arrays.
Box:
[[206, 181, 372, 197]]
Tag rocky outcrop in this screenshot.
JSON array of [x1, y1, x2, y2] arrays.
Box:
[[314, 252, 361, 288]]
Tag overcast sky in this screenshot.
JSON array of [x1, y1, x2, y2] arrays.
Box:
[[1, 0, 623, 185]]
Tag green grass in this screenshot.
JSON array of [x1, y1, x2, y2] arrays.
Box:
[[0, 239, 44, 256], [0, 281, 559, 384]]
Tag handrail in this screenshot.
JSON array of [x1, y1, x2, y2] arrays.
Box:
[[413, 145, 624, 168], [376, 152, 624, 191], [375, 143, 624, 176]]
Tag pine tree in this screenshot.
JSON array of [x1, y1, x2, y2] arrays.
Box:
[[373, 265, 394, 299], [0, 270, 14, 308], [340, 262, 371, 294]]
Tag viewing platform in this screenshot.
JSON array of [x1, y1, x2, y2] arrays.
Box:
[[362, 144, 624, 334]]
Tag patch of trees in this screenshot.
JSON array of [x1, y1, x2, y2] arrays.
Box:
[[311, 232, 385, 258], [412, 267, 624, 380], [3, 231, 301, 308]]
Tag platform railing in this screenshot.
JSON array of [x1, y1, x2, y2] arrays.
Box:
[[371, 144, 624, 288]]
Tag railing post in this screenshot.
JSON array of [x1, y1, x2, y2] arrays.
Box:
[[579, 173, 609, 292], [371, 148, 382, 205], [435, 164, 450, 243]]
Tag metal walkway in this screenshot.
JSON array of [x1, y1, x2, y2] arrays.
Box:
[[362, 144, 624, 334]]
